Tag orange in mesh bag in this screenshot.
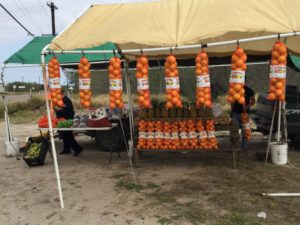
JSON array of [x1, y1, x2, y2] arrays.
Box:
[[48, 57, 64, 108], [267, 41, 287, 102], [108, 57, 124, 110], [241, 112, 251, 141], [78, 57, 92, 109], [136, 55, 151, 108], [227, 47, 247, 105], [164, 55, 183, 109], [195, 50, 212, 108], [137, 120, 147, 149]]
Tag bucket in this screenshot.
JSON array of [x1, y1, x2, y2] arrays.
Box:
[[270, 142, 288, 165], [5, 139, 19, 157]]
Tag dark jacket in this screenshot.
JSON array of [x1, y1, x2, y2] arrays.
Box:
[[55, 95, 75, 119]]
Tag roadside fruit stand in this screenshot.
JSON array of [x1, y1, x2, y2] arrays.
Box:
[[35, 0, 300, 208]]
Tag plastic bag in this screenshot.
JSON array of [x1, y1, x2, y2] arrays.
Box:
[[48, 57, 64, 107], [78, 57, 92, 109], [136, 55, 151, 108]]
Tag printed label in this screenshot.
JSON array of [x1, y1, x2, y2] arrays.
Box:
[[180, 132, 188, 139], [270, 65, 286, 79], [155, 132, 163, 139], [200, 131, 208, 139], [229, 70, 245, 84], [109, 79, 123, 91], [49, 78, 61, 89], [79, 78, 91, 90], [171, 132, 179, 139], [207, 131, 215, 138], [139, 132, 147, 139], [242, 123, 250, 130], [165, 77, 180, 89], [188, 131, 197, 139], [137, 78, 149, 90], [164, 133, 171, 139], [147, 132, 155, 139], [196, 75, 211, 88]]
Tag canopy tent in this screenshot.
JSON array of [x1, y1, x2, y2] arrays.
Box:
[[4, 36, 118, 66], [49, 0, 300, 59]]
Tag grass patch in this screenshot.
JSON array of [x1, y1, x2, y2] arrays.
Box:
[[9, 110, 42, 124], [116, 180, 144, 191], [147, 192, 177, 205], [111, 173, 128, 179], [215, 213, 264, 225], [157, 217, 173, 225], [146, 182, 160, 189]]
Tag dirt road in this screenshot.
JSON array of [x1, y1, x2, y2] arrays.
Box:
[[0, 122, 300, 225]]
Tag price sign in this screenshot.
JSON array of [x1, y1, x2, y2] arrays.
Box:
[[79, 78, 91, 90], [196, 75, 210, 88], [49, 78, 61, 89], [270, 65, 286, 79], [109, 79, 122, 91], [165, 77, 180, 89], [229, 70, 245, 84], [137, 78, 149, 90]]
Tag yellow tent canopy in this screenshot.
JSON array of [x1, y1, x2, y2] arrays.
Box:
[[49, 0, 300, 59]]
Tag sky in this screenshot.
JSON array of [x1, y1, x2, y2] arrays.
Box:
[[0, 0, 155, 84]]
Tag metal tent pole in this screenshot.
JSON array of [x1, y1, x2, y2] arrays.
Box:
[[265, 100, 277, 166], [124, 59, 134, 157], [277, 101, 282, 143], [41, 50, 64, 209]]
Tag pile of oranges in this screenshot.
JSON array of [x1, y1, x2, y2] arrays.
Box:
[[162, 121, 172, 149], [164, 55, 183, 109], [108, 57, 124, 110], [78, 57, 92, 109], [206, 119, 218, 149], [267, 41, 287, 102], [137, 120, 147, 149], [48, 57, 64, 108], [195, 51, 212, 108], [146, 121, 155, 149], [227, 47, 247, 105], [241, 112, 251, 140], [136, 55, 151, 108]]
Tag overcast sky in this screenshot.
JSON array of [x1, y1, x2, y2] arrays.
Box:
[[0, 0, 155, 83]]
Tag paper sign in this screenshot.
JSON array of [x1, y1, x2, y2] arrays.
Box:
[[147, 132, 155, 139], [164, 133, 171, 139], [200, 131, 208, 139], [49, 78, 61, 89], [137, 78, 149, 90], [188, 132, 197, 139], [171, 132, 179, 139], [196, 75, 211, 88], [229, 70, 245, 84], [270, 65, 286, 79], [139, 132, 147, 139], [242, 123, 250, 130], [165, 77, 180, 89], [180, 132, 188, 139], [109, 79, 123, 91], [155, 132, 163, 139], [207, 131, 215, 138], [79, 78, 91, 90]]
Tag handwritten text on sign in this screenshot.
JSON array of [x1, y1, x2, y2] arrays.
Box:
[[137, 78, 149, 90], [165, 77, 180, 89], [109, 79, 123, 91], [79, 78, 91, 90], [196, 75, 211, 88], [49, 78, 61, 89], [229, 70, 245, 84], [270, 65, 286, 79]]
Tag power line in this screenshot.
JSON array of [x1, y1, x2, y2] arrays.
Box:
[[0, 3, 34, 36]]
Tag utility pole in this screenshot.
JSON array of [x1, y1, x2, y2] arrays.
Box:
[[47, 2, 58, 36]]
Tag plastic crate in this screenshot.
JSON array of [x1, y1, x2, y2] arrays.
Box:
[[23, 137, 49, 167]]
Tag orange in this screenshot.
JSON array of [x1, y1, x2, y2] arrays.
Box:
[[233, 93, 241, 101], [166, 101, 173, 109], [229, 88, 235, 96], [202, 67, 208, 74], [83, 89, 90, 95], [80, 57, 88, 65], [241, 54, 247, 62], [141, 68, 148, 75], [238, 97, 245, 104], [199, 52, 208, 59], [275, 89, 283, 97], [278, 46, 287, 55], [82, 66, 89, 72], [195, 56, 201, 63], [234, 83, 242, 91], [272, 51, 279, 59], [166, 94, 172, 101], [109, 73, 114, 79], [235, 48, 244, 57], [273, 42, 281, 51], [49, 73, 55, 78], [56, 89, 61, 94], [52, 98, 58, 104], [235, 59, 243, 68], [278, 56, 286, 65], [275, 82, 283, 89], [113, 69, 120, 77], [136, 63, 143, 71], [271, 59, 279, 65], [231, 54, 239, 62], [113, 62, 121, 70], [169, 63, 177, 71], [195, 69, 202, 75], [172, 97, 178, 105], [205, 100, 212, 107], [201, 60, 208, 66], [78, 69, 84, 76], [270, 78, 277, 85], [278, 94, 285, 102], [140, 56, 148, 65], [239, 88, 245, 95], [48, 61, 53, 68], [267, 93, 276, 100], [242, 64, 247, 71], [83, 101, 90, 108], [109, 95, 115, 103], [138, 95, 145, 103], [231, 64, 237, 70], [84, 95, 90, 101], [57, 100, 63, 107], [136, 72, 142, 78], [204, 87, 210, 94], [167, 55, 176, 64], [51, 92, 57, 98], [79, 91, 85, 98], [108, 65, 114, 73], [176, 101, 183, 108], [171, 90, 178, 97], [173, 69, 179, 76]]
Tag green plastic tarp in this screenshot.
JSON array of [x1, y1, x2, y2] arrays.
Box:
[[4, 36, 118, 65], [288, 54, 300, 72]]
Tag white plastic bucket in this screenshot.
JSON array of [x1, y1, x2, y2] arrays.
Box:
[[270, 142, 288, 165], [5, 139, 19, 157]]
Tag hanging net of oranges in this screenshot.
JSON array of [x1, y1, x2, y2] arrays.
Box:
[[179, 120, 189, 148], [171, 121, 181, 150], [146, 121, 155, 149], [162, 121, 171, 149], [206, 119, 218, 150], [267, 41, 287, 102], [136, 55, 151, 108], [164, 54, 183, 109], [78, 57, 92, 109], [48, 57, 64, 108], [187, 120, 198, 149], [195, 50, 212, 108], [108, 57, 124, 110], [227, 47, 247, 105], [196, 120, 208, 149], [154, 121, 163, 149], [241, 112, 251, 141]]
